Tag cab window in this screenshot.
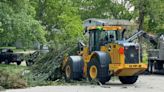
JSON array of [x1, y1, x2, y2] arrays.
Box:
[[89, 30, 101, 52], [99, 30, 121, 45]]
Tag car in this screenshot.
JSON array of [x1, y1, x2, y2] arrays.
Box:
[[0, 48, 23, 65]]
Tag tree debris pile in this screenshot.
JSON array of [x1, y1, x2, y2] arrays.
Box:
[[30, 43, 78, 81], [0, 70, 27, 89]]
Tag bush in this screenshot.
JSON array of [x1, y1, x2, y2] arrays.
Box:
[[23, 71, 53, 87], [0, 70, 27, 89]]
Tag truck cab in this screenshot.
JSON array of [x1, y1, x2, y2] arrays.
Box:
[[0, 48, 22, 65]]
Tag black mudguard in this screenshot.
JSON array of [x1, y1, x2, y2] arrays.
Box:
[[91, 51, 111, 78], [91, 51, 111, 67], [68, 56, 84, 79]]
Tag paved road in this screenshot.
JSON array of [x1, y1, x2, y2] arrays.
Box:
[[5, 75, 164, 92]]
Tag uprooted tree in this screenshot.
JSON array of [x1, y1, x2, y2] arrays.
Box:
[[30, 42, 79, 81]]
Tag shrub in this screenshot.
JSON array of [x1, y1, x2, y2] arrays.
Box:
[[0, 70, 27, 89]]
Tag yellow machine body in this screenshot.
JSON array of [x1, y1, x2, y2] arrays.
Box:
[[63, 26, 147, 77], [81, 44, 147, 77]]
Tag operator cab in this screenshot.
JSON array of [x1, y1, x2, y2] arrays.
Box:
[[87, 26, 124, 52], [83, 18, 136, 54]]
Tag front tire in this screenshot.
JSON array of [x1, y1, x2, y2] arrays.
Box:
[[119, 76, 138, 84], [87, 58, 110, 84]]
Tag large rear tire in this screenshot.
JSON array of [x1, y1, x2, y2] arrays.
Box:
[[87, 58, 110, 84], [64, 61, 73, 81], [64, 56, 83, 82], [119, 76, 138, 84]]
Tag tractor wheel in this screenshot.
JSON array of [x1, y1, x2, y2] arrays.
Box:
[[119, 76, 138, 84], [26, 60, 34, 66], [5, 60, 10, 64], [148, 60, 154, 73], [64, 56, 83, 81], [16, 61, 21, 65], [64, 62, 72, 81], [87, 58, 110, 84]]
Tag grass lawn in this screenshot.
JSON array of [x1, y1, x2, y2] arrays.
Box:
[[0, 64, 26, 75]]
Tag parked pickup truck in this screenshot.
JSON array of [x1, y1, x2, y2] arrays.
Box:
[[0, 49, 23, 65]]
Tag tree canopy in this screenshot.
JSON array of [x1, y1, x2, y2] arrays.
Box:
[[0, 0, 46, 47], [0, 0, 163, 48]]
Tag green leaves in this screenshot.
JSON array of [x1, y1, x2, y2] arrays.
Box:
[[0, 0, 46, 47], [31, 0, 83, 46], [73, 0, 133, 20], [130, 0, 164, 33], [0, 0, 163, 48], [0, 22, 3, 33]]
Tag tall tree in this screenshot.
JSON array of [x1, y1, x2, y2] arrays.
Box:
[[30, 0, 83, 46], [130, 0, 164, 33]]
